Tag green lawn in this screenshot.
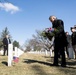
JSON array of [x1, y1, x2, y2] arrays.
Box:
[[0, 53, 76, 75]]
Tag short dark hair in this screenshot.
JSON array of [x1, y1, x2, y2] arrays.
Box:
[[49, 15, 57, 20], [49, 16, 52, 20]]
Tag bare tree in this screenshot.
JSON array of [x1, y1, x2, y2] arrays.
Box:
[[33, 30, 53, 51], [25, 30, 54, 52]]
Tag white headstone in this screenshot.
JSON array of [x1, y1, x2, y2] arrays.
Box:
[[50, 49, 53, 57], [45, 50, 48, 56], [0, 50, 3, 55], [14, 47, 18, 57], [8, 44, 13, 66], [17, 48, 24, 57]]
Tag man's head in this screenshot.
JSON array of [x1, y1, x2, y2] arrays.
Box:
[[65, 32, 69, 35], [70, 25, 76, 32], [49, 15, 57, 23], [5, 35, 9, 38]]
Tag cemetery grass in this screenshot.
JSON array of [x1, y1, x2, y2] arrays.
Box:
[[0, 53, 76, 75]]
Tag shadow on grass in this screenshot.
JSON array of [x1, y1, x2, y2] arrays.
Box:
[[2, 61, 8, 66], [42, 56, 51, 58], [45, 56, 76, 65], [23, 59, 76, 69], [23, 59, 52, 66], [46, 57, 76, 69], [31, 65, 52, 75], [66, 59, 76, 65]]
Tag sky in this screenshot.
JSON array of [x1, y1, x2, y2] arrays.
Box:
[[0, 0, 76, 45]]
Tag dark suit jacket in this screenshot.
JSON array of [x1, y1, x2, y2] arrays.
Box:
[[52, 19, 68, 47], [71, 32, 76, 45], [2, 38, 11, 49]]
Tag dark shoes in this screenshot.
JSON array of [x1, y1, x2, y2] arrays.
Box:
[[51, 64, 66, 67], [51, 64, 59, 66], [61, 65, 66, 67]]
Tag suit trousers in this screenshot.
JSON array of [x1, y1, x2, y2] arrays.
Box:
[[3, 46, 8, 56], [53, 45, 66, 66]]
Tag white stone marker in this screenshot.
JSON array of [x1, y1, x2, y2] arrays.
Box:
[[14, 47, 18, 57], [0, 50, 3, 55], [50, 49, 52, 57], [45, 50, 48, 56], [17, 48, 24, 57], [8, 44, 13, 66]]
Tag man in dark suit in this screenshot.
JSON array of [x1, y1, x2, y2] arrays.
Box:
[[49, 15, 68, 67], [2, 35, 11, 56]]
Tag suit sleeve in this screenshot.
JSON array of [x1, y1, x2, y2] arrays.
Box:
[[2, 38, 5, 45], [53, 20, 64, 35], [2, 38, 6, 46]]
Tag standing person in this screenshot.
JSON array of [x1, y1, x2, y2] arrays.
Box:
[[2, 35, 11, 56], [71, 26, 76, 59], [65, 32, 71, 58], [49, 15, 68, 67]]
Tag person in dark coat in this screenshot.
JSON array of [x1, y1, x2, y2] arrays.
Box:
[[2, 35, 11, 56], [49, 15, 68, 67], [65, 32, 71, 58], [71, 26, 76, 59]]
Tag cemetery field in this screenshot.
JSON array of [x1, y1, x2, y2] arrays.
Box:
[[0, 53, 76, 75]]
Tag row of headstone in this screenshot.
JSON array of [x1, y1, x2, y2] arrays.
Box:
[[45, 49, 53, 57], [0, 50, 4, 55], [8, 44, 24, 66]]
